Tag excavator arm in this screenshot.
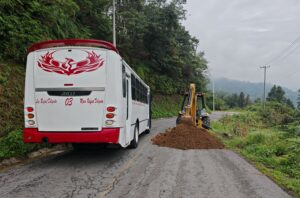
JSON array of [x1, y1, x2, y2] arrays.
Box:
[[176, 83, 210, 129]]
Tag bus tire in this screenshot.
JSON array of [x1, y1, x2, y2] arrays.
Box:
[[129, 125, 139, 149]]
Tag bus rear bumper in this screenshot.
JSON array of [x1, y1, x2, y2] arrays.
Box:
[[23, 128, 120, 144]]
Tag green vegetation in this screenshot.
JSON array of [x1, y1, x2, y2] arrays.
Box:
[[297, 89, 300, 110], [267, 85, 294, 109], [0, 63, 25, 137], [205, 91, 252, 111], [212, 102, 300, 197], [152, 95, 182, 119], [0, 130, 42, 160], [0, 0, 208, 93]]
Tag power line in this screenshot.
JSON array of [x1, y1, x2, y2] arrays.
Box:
[[266, 36, 300, 65], [273, 43, 300, 64]]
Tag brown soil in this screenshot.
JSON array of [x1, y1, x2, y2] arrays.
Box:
[[151, 123, 224, 150]]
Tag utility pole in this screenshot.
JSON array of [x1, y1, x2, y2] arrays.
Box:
[[112, 0, 116, 47], [260, 65, 270, 110], [212, 78, 215, 111]]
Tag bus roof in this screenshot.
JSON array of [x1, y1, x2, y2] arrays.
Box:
[[28, 39, 119, 54]]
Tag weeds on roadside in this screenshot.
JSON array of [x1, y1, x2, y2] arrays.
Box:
[[212, 102, 300, 197]]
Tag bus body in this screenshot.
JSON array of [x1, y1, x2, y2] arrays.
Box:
[[24, 39, 151, 148]]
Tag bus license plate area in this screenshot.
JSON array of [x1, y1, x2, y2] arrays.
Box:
[[47, 91, 91, 97]]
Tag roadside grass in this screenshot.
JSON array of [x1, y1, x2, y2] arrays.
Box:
[[152, 94, 181, 119], [212, 111, 300, 197]]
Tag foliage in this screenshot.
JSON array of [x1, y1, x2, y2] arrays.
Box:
[[212, 103, 300, 197], [0, 0, 91, 62], [0, 0, 208, 94], [152, 94, 182, 118], [259, 102, 295, 128], [0, 130, 42, 160], [0, 63, 25, 137], [297, 89, 300, 110], [205, 91, 252, 110], [267, 85, 294, 109], [116, 0, 208, 93]]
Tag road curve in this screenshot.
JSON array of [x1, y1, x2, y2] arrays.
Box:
[[0, 112, 290, 198]]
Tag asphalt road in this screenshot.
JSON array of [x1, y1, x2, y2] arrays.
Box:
[[0, 112, 290, 198]]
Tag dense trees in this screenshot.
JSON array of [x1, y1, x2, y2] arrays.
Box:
[[0, 0, 208, 94], [297, 89, 300, 110], [267, 85, 294, 108], [206, 91, 252, 110]]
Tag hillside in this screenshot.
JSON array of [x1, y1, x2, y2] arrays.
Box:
[[209, 78, 298, 104]]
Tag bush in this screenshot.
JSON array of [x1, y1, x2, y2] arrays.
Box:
[[260, 102, 295, 127], [0, 64, 25, 137], [286, 121, 300, 136], [152, 94, 182, 119], [246, 133, 266, 145], [213, 103, 300, 196], [0, 130, 41, 159]]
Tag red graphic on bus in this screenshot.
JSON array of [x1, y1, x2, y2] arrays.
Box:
[[37, 50, 104, 75]]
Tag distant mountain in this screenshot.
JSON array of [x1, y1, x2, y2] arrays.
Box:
[[208, 78, 298, 105]]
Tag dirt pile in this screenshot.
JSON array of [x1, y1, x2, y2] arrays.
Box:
[[151, 123, 224, 150]]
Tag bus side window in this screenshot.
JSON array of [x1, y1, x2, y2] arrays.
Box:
[[136, 78, 139, 101], [131, 74, 136, 100], [122, 65, 126, 98], [143, 86, 146, 103], [138, 80, 141, 102]]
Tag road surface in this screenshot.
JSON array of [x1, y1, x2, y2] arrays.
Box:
[[0, 112, 290, 198]]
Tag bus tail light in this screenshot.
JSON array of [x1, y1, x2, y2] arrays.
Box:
[[25, 106, 36, 126], [28, 113, 34, 119], [106, 113, 115, 119], [27, 107, 34, 112], [107, 106, 116, 112]]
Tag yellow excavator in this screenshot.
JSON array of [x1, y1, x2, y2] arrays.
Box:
[[176, 83, 210, 129]]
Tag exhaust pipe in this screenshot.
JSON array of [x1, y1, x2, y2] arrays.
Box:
[[42, 137, 48, 144]]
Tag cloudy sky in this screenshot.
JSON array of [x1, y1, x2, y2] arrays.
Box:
[[182, 0, 300, 91]]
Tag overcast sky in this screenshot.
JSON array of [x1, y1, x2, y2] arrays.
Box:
[[182, 0, 300, 91]]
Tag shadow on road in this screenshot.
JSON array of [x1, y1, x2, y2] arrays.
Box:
[[36, 131, 150, 169]]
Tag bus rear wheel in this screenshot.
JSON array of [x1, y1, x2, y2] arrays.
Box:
[[129, 125, 139, 149]]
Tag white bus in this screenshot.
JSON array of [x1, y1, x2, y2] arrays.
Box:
[[24, 39, 151, 148]]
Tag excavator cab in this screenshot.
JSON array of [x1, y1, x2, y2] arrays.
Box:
[[176, 84, 210, 129]]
